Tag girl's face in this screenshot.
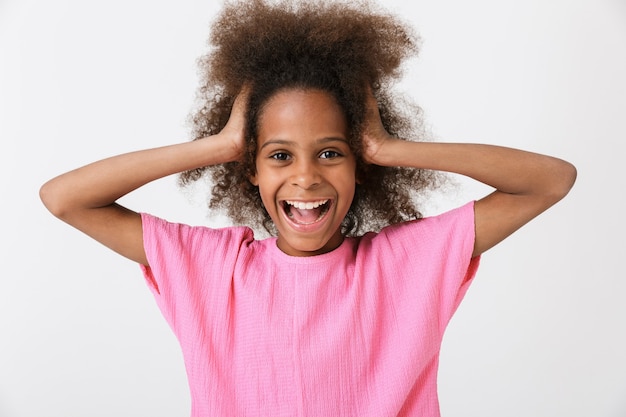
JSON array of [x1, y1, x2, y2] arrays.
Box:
[[251, 88, 357, 256]]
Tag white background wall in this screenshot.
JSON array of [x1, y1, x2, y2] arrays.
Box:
[[1, 0, 624, 416]]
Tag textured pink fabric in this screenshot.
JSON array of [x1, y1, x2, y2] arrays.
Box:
[[140, 202, 479, 417]]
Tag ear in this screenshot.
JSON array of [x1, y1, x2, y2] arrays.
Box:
[[249, 172, 259, 186], [355, 167, 364, 185]]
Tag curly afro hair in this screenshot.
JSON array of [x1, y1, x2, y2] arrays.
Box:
[[180, 0, 445, 236]]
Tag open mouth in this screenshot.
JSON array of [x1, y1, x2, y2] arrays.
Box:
[[282, 199, 331, 225]]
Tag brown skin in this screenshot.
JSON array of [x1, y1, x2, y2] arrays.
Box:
[[183, 0, 438, 237], [250, 89, 357, 257], [39, 90, 249, 266], [361, 90, 577, 257], [40, 87, 576, 265]]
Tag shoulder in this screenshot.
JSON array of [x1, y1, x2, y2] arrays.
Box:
[[140, 213, 254, 236], [370, 201, 475, 245], [351, 202, 477, 274], [140, 213, 256, 258]]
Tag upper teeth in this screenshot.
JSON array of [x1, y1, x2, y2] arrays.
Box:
[[285, 200, 328, 210]]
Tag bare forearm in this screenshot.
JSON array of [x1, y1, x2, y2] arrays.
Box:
[[40, 134, 236, 217], [372, 140, 576, 198], [362, 90, 575, 256]]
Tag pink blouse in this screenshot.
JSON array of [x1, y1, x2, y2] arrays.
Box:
[[140, 202, 480, 416]]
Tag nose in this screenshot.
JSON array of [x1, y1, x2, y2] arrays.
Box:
[[290, 159, 322, 190]]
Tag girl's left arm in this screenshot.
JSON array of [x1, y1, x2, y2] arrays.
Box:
[[363, 94, 577, 257]]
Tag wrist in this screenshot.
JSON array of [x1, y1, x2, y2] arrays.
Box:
[[367, 136, 404, 166], [208, 132, 244, 164]]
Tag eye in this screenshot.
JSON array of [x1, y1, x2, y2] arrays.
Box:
[[270, 152, 290, 161], [320, 150, 341, 159]]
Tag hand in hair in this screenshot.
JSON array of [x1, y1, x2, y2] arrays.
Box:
[[361, 87, 400, 166], [216, 85, 251, 162]]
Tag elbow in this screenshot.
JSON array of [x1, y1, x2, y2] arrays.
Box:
[[548, 159, 577, 203], [39, 179, 70, 219], [559, 160, 577, 196]]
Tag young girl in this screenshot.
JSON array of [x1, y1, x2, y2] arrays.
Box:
[[40, 1, 576, 416]]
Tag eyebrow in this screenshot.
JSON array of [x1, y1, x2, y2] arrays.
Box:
[[259, 137, 349, 150]]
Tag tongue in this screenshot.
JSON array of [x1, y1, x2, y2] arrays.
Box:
[[290, 206, 322, 224]]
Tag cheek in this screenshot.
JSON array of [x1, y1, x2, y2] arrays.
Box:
[[255, 175, 279, 210], [337, 178, 357, 205]]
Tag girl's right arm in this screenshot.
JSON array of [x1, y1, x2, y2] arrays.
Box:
[[40, 92, 248, 266]]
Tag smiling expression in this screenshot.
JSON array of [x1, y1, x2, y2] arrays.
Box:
[[250, 88, 357, 257]]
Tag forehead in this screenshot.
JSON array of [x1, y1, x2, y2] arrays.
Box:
[[261, 87, 344, 114], [257, 88, 348, 139]]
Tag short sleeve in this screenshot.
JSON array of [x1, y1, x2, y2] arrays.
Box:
[[430, 202, 481, 319], [368, 201, 480, 332], [139, 213, 255, 336]]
